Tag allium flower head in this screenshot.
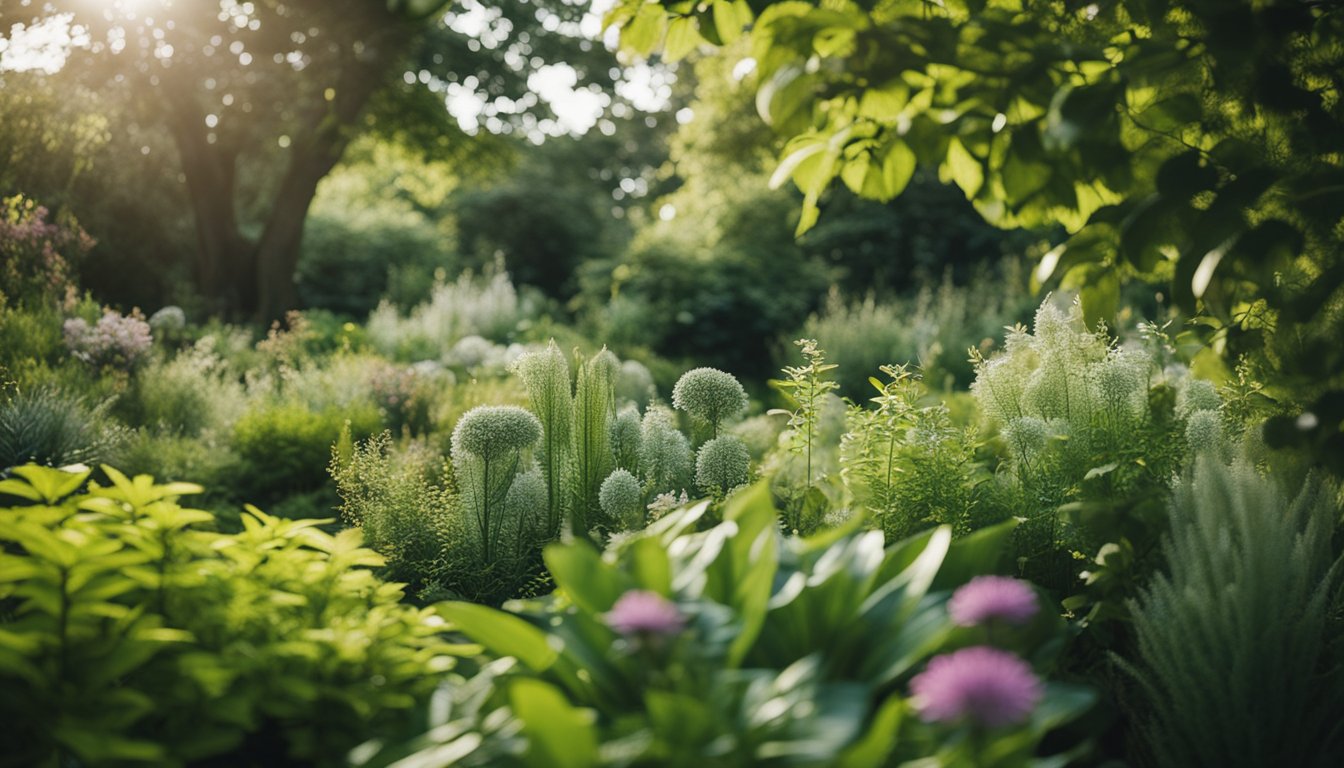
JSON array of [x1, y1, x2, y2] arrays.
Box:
[[451, 405, 542, 460], [604, 590, 686, 636], [948, 576, 1039, 627], [911, 646, 1044, 728], [672, 367, 747, 431], [599, 468, 643, 525]]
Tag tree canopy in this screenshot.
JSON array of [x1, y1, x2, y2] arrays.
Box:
[[2, 0, 637, 319], [609, 0, 1344, 468]]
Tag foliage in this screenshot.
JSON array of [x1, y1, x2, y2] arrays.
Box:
[[331, 431, 452, 593], [800, 263, 1035, 396], [971, 299, 1200, 606], [373, 484, 1095, 767], [611, 0, 1344, 472], [367, 269, 529, 361], [841, 366, 984, 542], [0, 464, 463, 766], [0, 384, 126, 471], [772, 339, 839, 492], [0, 194, 92, 309], [232, 399, 381, 502], [117, 340, 247, 437], [1119, 456, 1344, 767], [599, 468, 644, 530], [638, 404, 696, 499]]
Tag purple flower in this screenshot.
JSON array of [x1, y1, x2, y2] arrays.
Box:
[[948, 576, 1038, 627], [603, 590, 686, 637], [910, 646, 1044, 728]]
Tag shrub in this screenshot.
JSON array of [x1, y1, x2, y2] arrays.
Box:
[[63, 308, 153, 372], [1119, 457, 1344, 767], [366, 269, 528, 361], [0, 194, 93, 308], [232, 400, 380, 502], [371, 486, 1094, 766], [0, 384, 126, 470], [0, 465, 464, 767], [119, 339, 247, 436]]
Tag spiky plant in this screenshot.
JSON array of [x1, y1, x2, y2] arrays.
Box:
[[610, 404, 642, 473], [570, 349, 618, 538], [0, 384, 126, 471], [1118, 457, 1343, 768], [510, 340, 573, 539]]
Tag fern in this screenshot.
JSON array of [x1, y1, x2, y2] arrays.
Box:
[[1118, 456, 1343, 768]]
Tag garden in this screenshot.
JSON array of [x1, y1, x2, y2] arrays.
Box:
[[1, 1, 1342, 766]]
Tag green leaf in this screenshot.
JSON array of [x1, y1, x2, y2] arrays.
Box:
[[712, 0, 753, 45], [621, 5, 666, 57], [931, 518, 1020, 590], [510, 678, 598, 768], [544, 541, 630, 616], [880, 140, 917, 200], [10, 465, 89, 503], [835, 695, 903, 767], [434, 602, 558, 672], [663, 16, 703, 61], [943, 138, 983, 198]]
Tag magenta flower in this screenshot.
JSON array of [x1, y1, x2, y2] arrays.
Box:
[[948, 576, 1039, 627], [910, 646, 1044, 728], [603, 590, 686, 637]]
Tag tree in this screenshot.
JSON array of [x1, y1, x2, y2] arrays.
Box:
[[2, 1, 622, 319], [608, 0, 1344, 469]]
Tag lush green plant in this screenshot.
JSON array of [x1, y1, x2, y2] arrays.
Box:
[[637, 404, 695, 499], [769, 339, 842, 531], [232, 399, 381, 503], [971, 300, 1202, 605], [117, 340, 247, 437], [800, 264, 1035, 397], [841, 366, 984, 542], [0, 383, 126, 471], [0, 464, 463, 766], [1118, 456, 1344, 767], [368, 484, 1095, 767], [367, 269, 529, 361]]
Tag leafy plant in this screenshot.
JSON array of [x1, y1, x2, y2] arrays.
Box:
[[0, 464, 464, 766], [841, 365, 984, 542], [232, 398, 381, 503], [770, 339, 841, 531], [1118, 456, 1344, 767], [372, 484, 1095, 766]]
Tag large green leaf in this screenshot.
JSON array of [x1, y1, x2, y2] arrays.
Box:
[[434, 602, 558, 672]]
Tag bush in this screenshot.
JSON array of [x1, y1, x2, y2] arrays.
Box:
[[63, 308, 153, 372], [367, 269, 530, 361], [117, 339, 247, 436], [0, 194, 93, 309], [0, 465, 464, 767], [232, 400, 380, 503]]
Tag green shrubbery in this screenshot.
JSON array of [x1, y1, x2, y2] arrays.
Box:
[[0, 465, 463, 767]]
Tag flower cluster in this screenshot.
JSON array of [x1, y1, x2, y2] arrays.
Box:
[[1, 195, 93, 307], [911, 646, 1044, 728], [948, 576, 1039, 627], [451, 405, 542, 460], [63, 309, 153, 371], [603, 590, 686, 637], [695, 434, 751, 495], [672, 367, 748, 435]]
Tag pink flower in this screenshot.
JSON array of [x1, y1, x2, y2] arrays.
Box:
[[910, 646, 1044, 728], [603, 590, 686, 636], [948, 576, 1038, 627]]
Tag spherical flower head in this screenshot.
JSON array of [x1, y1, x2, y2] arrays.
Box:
[[672, 367, 747, 429], [599, 468, 643, 524], [948, 576, 1039, 627], [1177, 377, 1222, 419], [148, 305, 186, 333], [604, 590, 686, 636], [695, 434, 751, 496], [451, 405, 542, 461], [910, 646, 1044, 728]]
